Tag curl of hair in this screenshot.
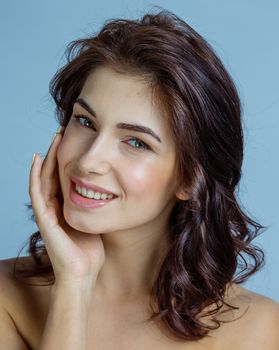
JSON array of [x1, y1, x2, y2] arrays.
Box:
[[15, 8, 265, 341]]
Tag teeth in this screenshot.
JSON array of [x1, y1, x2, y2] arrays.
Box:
[[75, 185, 114, 200], [100, 193, 108, 200], [94, 192, 101, 200], [81, 188, 88, 197]]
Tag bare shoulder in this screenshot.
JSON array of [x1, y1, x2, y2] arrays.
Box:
[[0, 258, 12, 307], [0, 256, 22, 298], [222, 284, 279, 349], [0, 256, 53, 349], [0, 255, 33, 288], [0, 256, 36, 349], [0, 256, 36, 309], [0, 255, 52, 320], [233, 284, 279, 319]]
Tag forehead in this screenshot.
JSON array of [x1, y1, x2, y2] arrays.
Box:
[[78, 65, 175, 147]]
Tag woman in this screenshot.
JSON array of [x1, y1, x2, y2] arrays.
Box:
[[0, 9, 278, 349]]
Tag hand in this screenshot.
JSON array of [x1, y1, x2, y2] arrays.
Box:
[[29, 128, 105, 286]]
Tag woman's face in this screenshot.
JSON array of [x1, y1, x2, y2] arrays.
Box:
[[57, 65, 184, 235]]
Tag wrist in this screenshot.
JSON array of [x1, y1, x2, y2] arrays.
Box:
[[52, 277, 96, 300]]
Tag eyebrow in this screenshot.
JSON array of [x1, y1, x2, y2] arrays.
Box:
[[74, 98, 162, 143]]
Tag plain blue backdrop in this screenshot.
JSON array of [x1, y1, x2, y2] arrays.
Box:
[[0, 0, 278, 302]]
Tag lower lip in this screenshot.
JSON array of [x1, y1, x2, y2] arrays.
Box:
[[69, 181, 117, 209]]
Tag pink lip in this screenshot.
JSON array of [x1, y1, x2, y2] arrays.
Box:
[[69, 181, 117, 209], [70, 176, 117, 197]]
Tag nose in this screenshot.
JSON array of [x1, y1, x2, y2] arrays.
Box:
[[76, 134, 114, 175]]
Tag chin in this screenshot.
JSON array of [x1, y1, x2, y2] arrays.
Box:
[[62, 210, 100, 234]]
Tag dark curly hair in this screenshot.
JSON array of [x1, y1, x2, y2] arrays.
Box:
[[14, 8, 265, 341]]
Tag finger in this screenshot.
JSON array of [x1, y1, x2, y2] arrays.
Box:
[[41, 129, 63, 174], [29, 153, 75, 263], [30, 152, 61, 230], [41, 132, 63, 199], [42, 126, 65, 160], [29, 153, 50, 228], [29, 127, 64, 224]]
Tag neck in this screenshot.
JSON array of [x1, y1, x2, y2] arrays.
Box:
[[95, 224, 171, 302]]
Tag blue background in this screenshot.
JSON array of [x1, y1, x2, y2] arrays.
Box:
[[0, 1, 278, 301]]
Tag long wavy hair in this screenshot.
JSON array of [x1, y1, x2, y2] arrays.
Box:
[[14, 8, 265, 341]]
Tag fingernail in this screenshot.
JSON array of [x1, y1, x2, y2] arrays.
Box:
[[32, 153, 36, 164], [56, 126, 63, 134]]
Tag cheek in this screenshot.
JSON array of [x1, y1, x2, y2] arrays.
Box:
[[57, 130, 74, 165], [123, 157, 176, 199]]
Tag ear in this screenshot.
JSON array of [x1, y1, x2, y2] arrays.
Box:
[[175, 187, 189, 201]]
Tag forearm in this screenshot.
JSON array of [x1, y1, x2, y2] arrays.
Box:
[[38, 281, 94, 350]]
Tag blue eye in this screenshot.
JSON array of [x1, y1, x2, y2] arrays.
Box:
[[126, 138, 150, 151], [74, 115, 96, 130], [73, 115, 150, 151]]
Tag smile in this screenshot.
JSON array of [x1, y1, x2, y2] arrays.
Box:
[[75, 184, 114, 200], [69, 181, 117, 209]]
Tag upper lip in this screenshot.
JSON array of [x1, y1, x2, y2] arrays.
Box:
[[71, 177, 118, 197]]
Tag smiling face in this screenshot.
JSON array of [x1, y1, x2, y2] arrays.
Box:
[[57, 65, 186, 236]]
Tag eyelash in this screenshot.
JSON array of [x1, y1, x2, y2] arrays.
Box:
[[73, 115, 151, 151]]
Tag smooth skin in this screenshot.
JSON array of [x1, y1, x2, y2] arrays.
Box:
[[0, 65, 279, 349]]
